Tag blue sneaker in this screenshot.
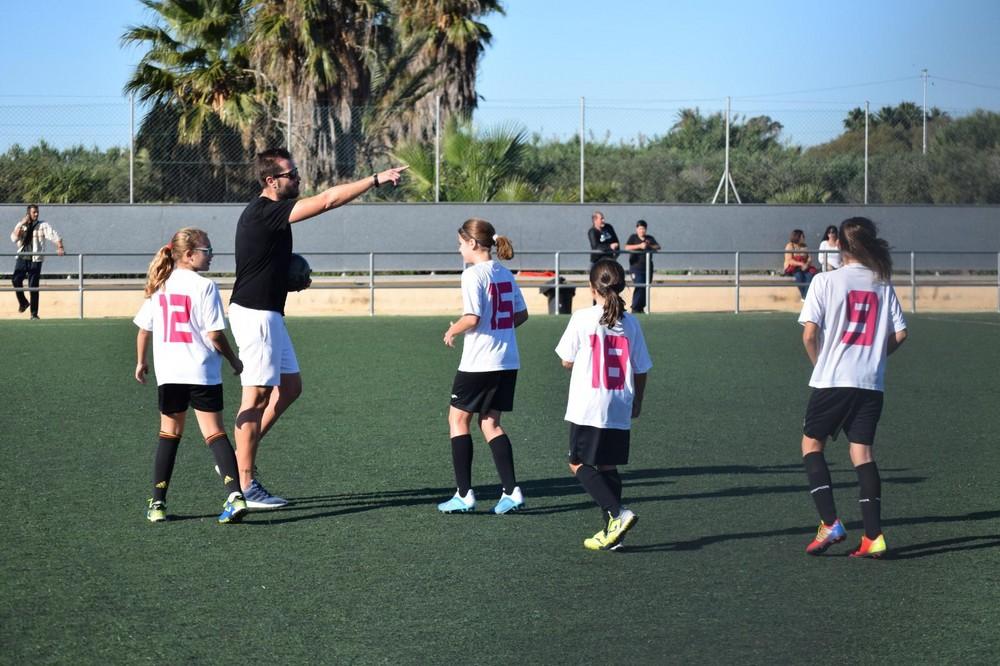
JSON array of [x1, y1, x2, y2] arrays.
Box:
[[492, 486, 524, 514], [243, 479, 288, 510], [438, 489, 476, 513], [218, 492, 248, 524]]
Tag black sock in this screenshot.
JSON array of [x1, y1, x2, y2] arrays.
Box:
[[206, 432, 242, 496], [803, 452, 838, 525], [855, 461, 882, 539], [451, 434, 474, 496], [488, 434, 517, 495], [575, 465, 621, 517], [602, 468, 623, 503], [152, 432, 180, 502]]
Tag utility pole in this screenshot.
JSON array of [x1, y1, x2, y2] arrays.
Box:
[[922, 68, 928, 155]]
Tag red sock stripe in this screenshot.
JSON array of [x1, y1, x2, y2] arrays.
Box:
[[204, 432, 227, 445], [159, 431, 181, 440]]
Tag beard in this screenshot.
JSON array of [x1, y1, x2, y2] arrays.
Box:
[[277, 181, 300, 200]]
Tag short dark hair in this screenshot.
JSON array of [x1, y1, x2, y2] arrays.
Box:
[[27, 204, 38, 213], [255, 148, 292, 187], [636, 220, 647, 228]]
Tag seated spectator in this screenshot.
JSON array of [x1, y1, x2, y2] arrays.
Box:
[[818, 225, 842, 271], [783, 229, 818, 299]]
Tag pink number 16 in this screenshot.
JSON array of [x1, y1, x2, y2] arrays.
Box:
[[589, 334, 630, 390]]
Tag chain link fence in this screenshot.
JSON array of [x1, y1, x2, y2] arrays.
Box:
[[1, 94, 998, 204]]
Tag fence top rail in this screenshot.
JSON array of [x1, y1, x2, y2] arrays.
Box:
[[3, 249, 999, 258]]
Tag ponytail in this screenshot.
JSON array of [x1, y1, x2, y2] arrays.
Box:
[[143, 227, 205, 297], [458, 217, 515, 260], [590, 259, 627, 327], [839, 217, 893, 282]]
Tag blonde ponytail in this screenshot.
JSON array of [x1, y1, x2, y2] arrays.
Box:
[[143, 227, 205, 297]]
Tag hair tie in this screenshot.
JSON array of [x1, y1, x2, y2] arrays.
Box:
[[163, 244, 171, 253], [492, 234, 498, 242]]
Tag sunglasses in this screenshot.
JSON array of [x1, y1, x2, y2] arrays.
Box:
[[272, 168, 300, 180], [194, 247, 214, 256]]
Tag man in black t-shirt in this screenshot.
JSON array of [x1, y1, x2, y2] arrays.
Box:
[[229, 148, 407, 509], [587, 211, 619, 266], [624, 220, 661, 314]]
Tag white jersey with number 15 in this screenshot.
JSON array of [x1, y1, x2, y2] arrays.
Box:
[[556, 306, 653, 430], [458, 260, 526, 372], [134, 269, 228, 386]]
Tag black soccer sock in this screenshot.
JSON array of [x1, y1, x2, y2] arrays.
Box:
[[855, 461, 882, 539], [152, 432, 180, 502], [602, 468, 623, 504], [451, 434, 474, 496], [575, 465, 621, 518], [803, 452, 838, 526], [488, 434, 517, 495], [206, 432, 242, 496]]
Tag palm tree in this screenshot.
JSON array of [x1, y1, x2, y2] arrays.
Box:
[[393, 117, 535, 201], [122, 0, 266, 148], [395, 1, 505, 142]]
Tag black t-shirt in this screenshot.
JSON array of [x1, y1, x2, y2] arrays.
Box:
[[231, 196, 296, 314], [626, 233, 659, 269], [588, 223, 619, 264]]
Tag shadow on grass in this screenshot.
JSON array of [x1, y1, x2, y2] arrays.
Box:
[[624, 509, 1000, 556]]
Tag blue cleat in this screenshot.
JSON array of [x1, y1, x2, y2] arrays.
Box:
[[492, 486, 525, 514], [438, 489, 476, 513], [806, 519, 847, 555]]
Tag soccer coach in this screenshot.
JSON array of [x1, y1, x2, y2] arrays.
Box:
[[229, 148, 407, 509]]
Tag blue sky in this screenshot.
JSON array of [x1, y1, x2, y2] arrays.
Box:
[[2, 0, 999, 146]]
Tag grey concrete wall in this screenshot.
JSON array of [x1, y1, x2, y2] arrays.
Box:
[[2, 203, 997, 274]]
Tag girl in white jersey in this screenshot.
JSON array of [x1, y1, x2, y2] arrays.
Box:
[[438, 218, 529, 515], [134, 228, 247, 524], [798, 217, 907, 559], [556, 259, 652, 551]]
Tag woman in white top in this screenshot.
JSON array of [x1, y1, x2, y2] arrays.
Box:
[[134, 228, 246, 524], [817, 225, 842, 271], [438, 218, 529, 515], [555, 259, 652, 551], [797, 217, 907, 559]]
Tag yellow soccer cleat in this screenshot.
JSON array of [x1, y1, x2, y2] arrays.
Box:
[[849, 533, 887, 559]]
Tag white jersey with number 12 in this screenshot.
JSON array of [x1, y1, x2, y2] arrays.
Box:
[[134, 269, 228, 385]]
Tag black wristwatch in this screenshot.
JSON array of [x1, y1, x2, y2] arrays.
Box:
[[372, 173, 380, 188]]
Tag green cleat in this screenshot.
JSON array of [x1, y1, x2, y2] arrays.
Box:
[[146, 499, 167, 523]]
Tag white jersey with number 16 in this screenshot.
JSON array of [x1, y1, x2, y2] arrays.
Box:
[[556, 306, 653, 430], [133, 269, 228, 386], [799, 263, 907, 391], [458, 260, 526, 372]]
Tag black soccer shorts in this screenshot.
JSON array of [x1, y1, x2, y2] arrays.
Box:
[[450, 369, 517, 415], [803, 387, 884, 446], [158, 383, 224, 415]]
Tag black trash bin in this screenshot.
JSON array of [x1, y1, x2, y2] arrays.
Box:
[[540, 277, 576, 315]]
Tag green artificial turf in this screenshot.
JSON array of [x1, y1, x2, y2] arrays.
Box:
[[2, 312, 999, 664]]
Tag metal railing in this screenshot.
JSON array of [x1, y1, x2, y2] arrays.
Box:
[[2, 250, 998, 317]]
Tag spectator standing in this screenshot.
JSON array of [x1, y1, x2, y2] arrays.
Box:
[[10, 204, 65, 319], [588, 211, 620, 265], [624, 220, 661, 313]]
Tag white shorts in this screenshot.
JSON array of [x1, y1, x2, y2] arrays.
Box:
[[228, 303, 300, 387]]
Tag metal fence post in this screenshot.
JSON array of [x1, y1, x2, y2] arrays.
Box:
[[554, 251, 561, 312], [369, 252, 375, 317], [435, 95, 441, 203], [78, 254, 84, 319], [286, 95, 292, 151], [129, 94, 135, 204], [996, 252, 999, 314], [645, 251, 651, 313], [910, 251, 916, 314], [579, 97, 585, 204], [864, 101, 869, 205], [734, 251, 741, 314]]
